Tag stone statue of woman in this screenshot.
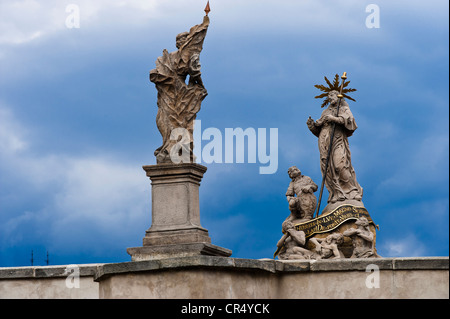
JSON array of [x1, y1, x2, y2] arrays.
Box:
[[307, 89, 364, 214]]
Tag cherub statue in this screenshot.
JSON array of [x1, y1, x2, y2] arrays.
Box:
[[343, 217, 375, 258], [285, 166, 318, 222], [309, 232, 344, 259]]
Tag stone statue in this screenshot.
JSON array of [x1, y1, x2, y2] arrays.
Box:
[[273, 74, 380, 261], [128, 8, 233, 261], [276, 220, 315, 260], [343, 217, 376, 258], [150, 15, 210, 164], [309, 232, 344, 259], [306, 90, 363, 212], [285, 166, 318, 222]]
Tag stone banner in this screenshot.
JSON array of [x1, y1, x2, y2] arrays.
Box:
[[295, 205, 375, 238]]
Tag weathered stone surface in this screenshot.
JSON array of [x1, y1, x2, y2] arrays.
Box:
[[95, 256, 448, 299], [0, 277, 99, 299], [158, 255, 235, 270], [127, 163, 232, 261], [127, 243, 231, 261], [95, 256, 449, 279], [0, 257, 448, 299], [275, 259, 310, 272], [393, 257, 450, 270], [94, 260, 161, 281], [0, 264, 103, 299], [142, 163, 207, 234], [142, 228, 211, 246], [0, 267, 34, 279], [0, 264, 102, 279]]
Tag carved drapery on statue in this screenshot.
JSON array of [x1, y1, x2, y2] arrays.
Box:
[[150, 16, 210, 164], [312, 98, 363, 205]]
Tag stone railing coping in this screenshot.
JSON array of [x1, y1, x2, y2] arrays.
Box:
[[0, 257, 447, 281], [93, 256, 449, 281], [0, 264, 104, 280]]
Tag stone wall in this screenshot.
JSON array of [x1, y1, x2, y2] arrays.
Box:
[[0, 257, 448, 299], [0, 264, 101, 299]]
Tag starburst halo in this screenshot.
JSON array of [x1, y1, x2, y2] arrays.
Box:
[[314, 74, 357, 108]]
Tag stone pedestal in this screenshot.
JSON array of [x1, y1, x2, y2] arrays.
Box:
[[127, 163, 232, 261]]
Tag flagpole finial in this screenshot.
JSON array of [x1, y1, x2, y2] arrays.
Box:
[[204, 1, 211, 16]]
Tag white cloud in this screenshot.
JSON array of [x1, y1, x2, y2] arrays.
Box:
[[50, 156, 146, 226], [0, 104, 148, 254], [44, 155, 149, 254], [0, 105, 28, 154], [0, 0, 161, 45], [379, 234, 427, 257], [2, 0, 445, 47], [0, 1, 57, 45], [2, 155, 148, 254]]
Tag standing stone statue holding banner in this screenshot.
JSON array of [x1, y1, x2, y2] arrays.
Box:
[[150, 15, 210, 164]]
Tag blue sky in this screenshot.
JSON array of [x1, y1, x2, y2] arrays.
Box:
[[0, 0, 448, 266]]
